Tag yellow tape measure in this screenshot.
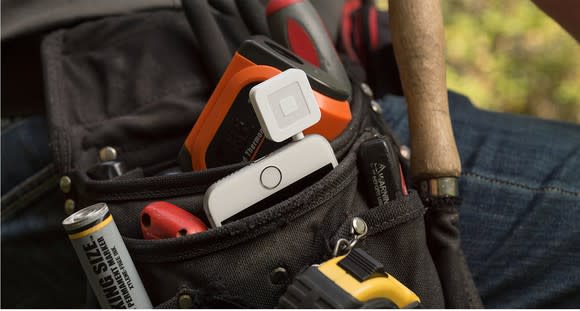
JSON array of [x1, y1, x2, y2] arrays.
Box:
[[278, 248, 420, 308]]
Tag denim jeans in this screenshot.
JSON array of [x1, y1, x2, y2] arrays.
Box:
[[2, 92, 579, 308], [379, 91, 580, 308], [1, 116, 86, 308]]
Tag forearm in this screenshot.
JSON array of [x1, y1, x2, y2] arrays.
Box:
[[532, 0, 580, 42]]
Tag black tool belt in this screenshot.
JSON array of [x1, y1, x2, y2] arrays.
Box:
[[40, 3, 482, 308]]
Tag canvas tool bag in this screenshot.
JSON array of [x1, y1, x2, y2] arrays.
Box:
[[38, 1, 482, 308]]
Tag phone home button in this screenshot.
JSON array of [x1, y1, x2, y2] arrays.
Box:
[[260, 166, 282, 189]]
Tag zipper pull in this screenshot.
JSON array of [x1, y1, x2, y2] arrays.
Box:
[[332, 217, 368, 257]]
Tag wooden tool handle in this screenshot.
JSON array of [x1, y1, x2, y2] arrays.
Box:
[[389, 0, 461, 181]]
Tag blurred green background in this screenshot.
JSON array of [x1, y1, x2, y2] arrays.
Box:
[[443, 0, 580, 123]]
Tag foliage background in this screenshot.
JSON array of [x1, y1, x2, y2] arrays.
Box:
[[443, 0, 580, 123]]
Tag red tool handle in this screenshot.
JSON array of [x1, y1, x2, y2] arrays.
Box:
[[267, 0, 352, 98], [141, 201, 207, 240]]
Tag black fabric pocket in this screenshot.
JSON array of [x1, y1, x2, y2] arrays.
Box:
[[113, 131, 445, 308], [116, 131, 373, 307], [331, 193, 445, 308]]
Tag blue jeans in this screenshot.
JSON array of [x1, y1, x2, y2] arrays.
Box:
[[379, 92, 580, 308], [1, 116, 87, 308]]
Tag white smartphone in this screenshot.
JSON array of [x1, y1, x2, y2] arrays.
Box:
[[203, 134, 337, 227]]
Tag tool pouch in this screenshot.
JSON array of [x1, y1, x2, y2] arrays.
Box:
[[41, 3, 482, 308]]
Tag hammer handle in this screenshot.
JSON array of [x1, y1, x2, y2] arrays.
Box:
[[389, 0, 461, 181]]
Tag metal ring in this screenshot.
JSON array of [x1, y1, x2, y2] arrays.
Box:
[[333, 238, 350, 257]]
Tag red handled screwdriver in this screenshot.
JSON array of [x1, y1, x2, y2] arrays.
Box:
[[141, 201, 207, 239], [267, 0, 352, 99]]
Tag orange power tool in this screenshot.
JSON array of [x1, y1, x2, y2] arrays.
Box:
[[178, 36, 352, 171]]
